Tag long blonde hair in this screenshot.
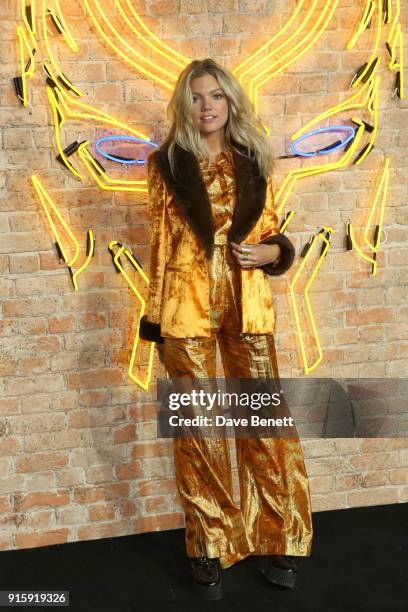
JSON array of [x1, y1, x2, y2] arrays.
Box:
[[158, 58, 274, 180]]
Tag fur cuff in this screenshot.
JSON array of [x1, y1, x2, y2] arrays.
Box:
[[259, 233, 295, 275], [139, 314, 164, 344]]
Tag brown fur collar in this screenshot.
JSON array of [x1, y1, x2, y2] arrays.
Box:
[[151, 140, 267, 258]]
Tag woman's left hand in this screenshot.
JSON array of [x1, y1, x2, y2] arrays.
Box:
[[229, 241, 281, 269]]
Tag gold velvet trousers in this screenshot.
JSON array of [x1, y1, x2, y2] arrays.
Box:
[[162, 244, 313, 569]]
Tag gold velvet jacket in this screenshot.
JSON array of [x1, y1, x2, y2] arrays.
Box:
[[139, 141, 295, 342]]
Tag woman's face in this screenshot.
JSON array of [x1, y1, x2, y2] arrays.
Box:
[[190, 73, 229, 139]]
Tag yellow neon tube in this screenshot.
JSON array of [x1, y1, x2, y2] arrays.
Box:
[[53, 0, 79, 52], [21, 0, 37, 43], [291, 59, 379, 141], [347, 0, 375, 50], [363, 157, 390, 252], [77, 142, 147, 192], [387, 0, 400, 43], [388, 23, 404, 99], [385, 0, 392, 23], [84, 0, 176, 91], [236, 0, 319, 95], [279, 211, 295, 234], [250, 0, 339, 112], [349, 0, 382, 89], [33, 175, 95, 290], [16, 25, 36, 107], [290, 228, 333, 374], [279, 78, 379, 214], [109, 242, 149, 296], [108, 241, 154, 390], [386, 0, 403, 98], [54, 86, 150, 141], [275, 119, 366, 215], [117, 0, 187, 69], [130, 318, 156, 391], [233, 0, 308, 82], [46, 86, 83, 180], [48, 85, 151, 189], [41, 0, 84, 97], [388, 23, 401, 69], [72, 229, 95, 291], [398, 28, 404, 99], [354, 77, 380, 166], [349, 223, 377, 275], [32, 175, 80, 267]]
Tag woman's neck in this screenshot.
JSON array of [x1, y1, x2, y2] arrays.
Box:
[[201, 132, 228, 162]]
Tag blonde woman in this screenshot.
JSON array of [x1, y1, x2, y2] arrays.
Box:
[[139, 58, 313, 600]]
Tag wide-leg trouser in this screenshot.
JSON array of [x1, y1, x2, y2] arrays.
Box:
[[162, 245, 313, 569]]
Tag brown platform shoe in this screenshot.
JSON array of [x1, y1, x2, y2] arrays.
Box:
[[190, 556, 223, 600], [259, 554, 300, 589]]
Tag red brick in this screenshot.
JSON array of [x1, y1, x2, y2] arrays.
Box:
[[346, 308, 394, 327], [389, 468, 408, 485], [361, 471, 389, 488], [133, 513, 183, 533], [145, 495, 170, 513], [0, 353, 17, 376], [131, 440, 171, 458], [5, 374, 63, 396], [0, 436, 21, 456], [78, 521, 128, 540], [23, 433, 54, 453], [67, 369, 124, 390], [115, 461, 143, 480], [79, 312, 106, 330], [18, 318, 47, 335], [48, 315, 76, 334], [18, 355, 49, 376], [137, 479, 177, 497], [350, 452, 399, 471], [89, 503, 116, 521], [0, 496, 12, 514], [68, 410, 92, 429], [335, 474, 361, 492], [16, 529, 69, 548], [79, 390, 110, 408], [348, 488, 399, 507], [114, 424, 137, 443], [0, 398, 19, 415], [15, 452, 69, 473]]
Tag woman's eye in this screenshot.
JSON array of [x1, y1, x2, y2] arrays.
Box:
[[192, 94, 223, 101]]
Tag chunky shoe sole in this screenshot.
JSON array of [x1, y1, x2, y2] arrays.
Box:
[[258, 557, 297, 589], [192, 578, 223, 600]]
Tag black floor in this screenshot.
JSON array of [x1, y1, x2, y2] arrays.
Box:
[[1, 503, 407, 611]]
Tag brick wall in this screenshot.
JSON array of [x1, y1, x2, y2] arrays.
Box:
[[0, 0, 407, 551]]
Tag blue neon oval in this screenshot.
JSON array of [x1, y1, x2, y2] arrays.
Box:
[[95, 136, 158, 165], [291, 126, 356, 157]]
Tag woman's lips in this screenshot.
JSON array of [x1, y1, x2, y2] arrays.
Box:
[[201, 116, 217, 122]]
